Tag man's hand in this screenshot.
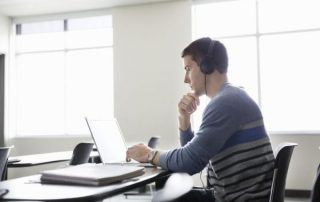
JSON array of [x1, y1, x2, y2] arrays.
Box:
[[178, 93, 200, 116], [126, 143, 151, 163], [178, 93, 200, 130]]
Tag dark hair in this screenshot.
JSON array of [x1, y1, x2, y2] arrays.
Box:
[[181, 37, 228, 73]]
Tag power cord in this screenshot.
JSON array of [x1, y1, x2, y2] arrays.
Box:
[[0, 189, 9, 198]]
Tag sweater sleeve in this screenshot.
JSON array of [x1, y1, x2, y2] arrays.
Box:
[[179, 126, 194, 146], [159, 104, 240, 175]]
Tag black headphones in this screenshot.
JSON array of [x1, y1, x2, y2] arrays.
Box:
[[200, 39, 216, 74]]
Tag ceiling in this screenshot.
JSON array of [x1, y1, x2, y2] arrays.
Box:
[[0, 0, 172, 17]]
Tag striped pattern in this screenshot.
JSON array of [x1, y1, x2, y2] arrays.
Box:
[[207, 123, 275, 202]]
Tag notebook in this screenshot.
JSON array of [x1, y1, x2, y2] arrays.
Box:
[[41, 164, 145, 186], [85, 118, 153, 167]]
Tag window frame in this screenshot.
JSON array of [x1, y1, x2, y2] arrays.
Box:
[[7, 11, 114, 138], [192, 0, 320, 134]]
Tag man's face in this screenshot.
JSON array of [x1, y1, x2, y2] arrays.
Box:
[[183, 55, 205, 96]]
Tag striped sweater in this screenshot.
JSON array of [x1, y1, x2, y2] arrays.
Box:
[[159, 83, 274, 202]]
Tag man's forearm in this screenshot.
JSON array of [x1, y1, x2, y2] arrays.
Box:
[[179, 115, 191, 131]]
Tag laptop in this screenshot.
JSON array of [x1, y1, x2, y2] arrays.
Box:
[[85, 117, 153, 167]]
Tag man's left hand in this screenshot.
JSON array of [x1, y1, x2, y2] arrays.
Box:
[[126, 143, 151, 163]]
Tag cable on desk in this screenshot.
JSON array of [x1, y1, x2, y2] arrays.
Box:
[[0, 189, 9, 198]]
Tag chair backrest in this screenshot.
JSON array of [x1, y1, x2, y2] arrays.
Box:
[[69, 143, 94, 166], [310, 166, 320, 202], [152, 173, 193, 202], [0, 147, 11, 181], [148, 136, 160, 149], [269, 142, 298, 202]]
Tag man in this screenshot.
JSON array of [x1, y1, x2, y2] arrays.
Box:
[[126, 37, 275, 202]]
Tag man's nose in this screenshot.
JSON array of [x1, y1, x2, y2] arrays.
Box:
[[184, 74, 189, 83]]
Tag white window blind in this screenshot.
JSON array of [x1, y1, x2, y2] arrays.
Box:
[[12, 15, 113, 136], [193, 0, 320, 133]]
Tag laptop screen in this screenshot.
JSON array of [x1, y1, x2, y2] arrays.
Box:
[[85, 118, 127, 163]]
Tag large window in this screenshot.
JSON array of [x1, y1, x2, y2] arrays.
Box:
[[10, 15, 113, 136], [193, 0, 320, 133]]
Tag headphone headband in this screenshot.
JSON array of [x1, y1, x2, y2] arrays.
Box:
[[200, 39, 216, 74], [206, 40, 215, 58]]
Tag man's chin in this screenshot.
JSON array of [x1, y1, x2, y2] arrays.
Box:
[[193, 90, 204, 97]]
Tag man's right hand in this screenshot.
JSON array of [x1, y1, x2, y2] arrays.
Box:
[[178, 93, 200, 130]]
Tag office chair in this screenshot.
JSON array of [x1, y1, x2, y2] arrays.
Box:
[[148, 136, 160, 149], [269, 142, 298, 202], [0, 147, 11, 181], [152, 173, 193, 202], [310, 164, 320, 202], [69, 143, 94, 166]]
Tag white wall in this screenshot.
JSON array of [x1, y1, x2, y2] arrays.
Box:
[[113, 0, 191, 149], [269, 134, 320, 190]]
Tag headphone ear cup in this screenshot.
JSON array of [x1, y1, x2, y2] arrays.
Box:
[[200, 56, 214, 74]]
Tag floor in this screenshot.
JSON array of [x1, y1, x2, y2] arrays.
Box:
[[103, 185, 311, 202], [285, 197, 309, 202], [103, 194, 151, 201], [103, 195, 310, 201]]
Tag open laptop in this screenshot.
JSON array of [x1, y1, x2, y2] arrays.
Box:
[[85, 117, 153, 167]]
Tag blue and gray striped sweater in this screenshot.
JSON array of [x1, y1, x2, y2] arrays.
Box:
[[159, 83, 274, 202]]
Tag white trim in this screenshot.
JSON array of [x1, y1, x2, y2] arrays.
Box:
[[12, 8, 112, 24], [255, 0, 261, 106], [192, 0, 239, 6], [205, 27, 320, 40], [15, 45, 113, 55], [269, 131, 320, 136], [5, 19, 17, 143], [13, 134, 92, 139]]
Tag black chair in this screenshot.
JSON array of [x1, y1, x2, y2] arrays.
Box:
[[310, 165, 320, 202], [0, 147, 11, 181], [69, 143, 94, 166], [148, 136, 160, 149], [152, 173, 193, 202], [269, 142, 298, 202]]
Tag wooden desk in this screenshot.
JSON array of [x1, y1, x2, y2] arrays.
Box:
[[0, 167, 170, 201], [7, 151, 99, 167]]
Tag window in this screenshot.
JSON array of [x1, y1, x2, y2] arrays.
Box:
[[10, 15, 113, 136], [193, 0, 320, 133]]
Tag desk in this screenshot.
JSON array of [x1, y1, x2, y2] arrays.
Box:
[[8, 151, 99, 167], [0, 167, 170, 201]]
